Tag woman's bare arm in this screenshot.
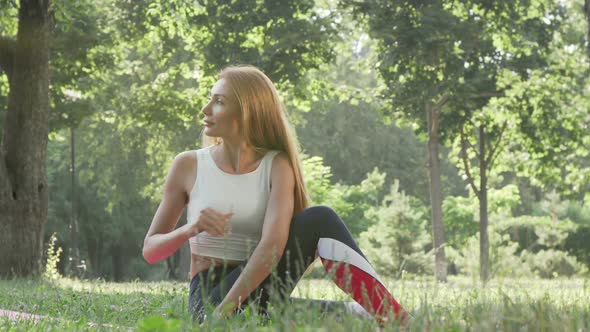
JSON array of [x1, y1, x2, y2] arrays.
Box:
[[143, 151, 197, 264], [216, 152, 295, 313]]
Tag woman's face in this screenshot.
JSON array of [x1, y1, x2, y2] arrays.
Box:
[[201, 78, 241, 139]]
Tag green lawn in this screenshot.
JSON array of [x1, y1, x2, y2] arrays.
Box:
[[1, 275, 589, 331]]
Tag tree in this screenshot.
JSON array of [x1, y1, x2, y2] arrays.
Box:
[[360, 180, 432, 277], [343, 0, 459, 282], [50, 0, 103, 276], [585, 0, 590, 55], [488, 0, 590, 197], [40, 0, 339, 280], [344, 0, 574, 282], [0, 0, 51, 277], [435, 0, 586, 281]]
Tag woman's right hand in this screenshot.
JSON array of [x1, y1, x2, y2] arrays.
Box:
[[188, 208, 233, 237]]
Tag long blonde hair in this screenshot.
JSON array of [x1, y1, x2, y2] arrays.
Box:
[[201, 65, 309, 214]]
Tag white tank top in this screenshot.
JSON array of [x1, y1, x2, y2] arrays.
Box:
[[187, 146, 280, 261]]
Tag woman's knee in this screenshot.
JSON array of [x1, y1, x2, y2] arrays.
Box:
[[307, 205, 341, 223], [293, 205, 343, 230], [305, 205, 340, 222]]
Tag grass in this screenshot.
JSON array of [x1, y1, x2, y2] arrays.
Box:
[[0, 275, 589, 331]]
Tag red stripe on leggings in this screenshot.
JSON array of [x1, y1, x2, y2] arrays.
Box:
[[321, 258, 406, 323]]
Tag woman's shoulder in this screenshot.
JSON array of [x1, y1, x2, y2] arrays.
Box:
[[269, 150, 287, 159], [169, 150, 200, 177], [173, 150, 198, 164], [269, 151, 292, 172], [169, 150, 200, 194], [173, 146, 212, 163]]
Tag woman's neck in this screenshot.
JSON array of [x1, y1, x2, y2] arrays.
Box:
[[217, 141, 261, 173]]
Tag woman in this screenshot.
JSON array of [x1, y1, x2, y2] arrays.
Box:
[[142, 65, 411, 326]]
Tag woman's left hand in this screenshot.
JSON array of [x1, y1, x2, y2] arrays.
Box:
[[214, 301, 239, 320]]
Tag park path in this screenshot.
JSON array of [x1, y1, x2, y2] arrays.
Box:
[[0, 309, 44, 322], [0, 308, 130, 330]]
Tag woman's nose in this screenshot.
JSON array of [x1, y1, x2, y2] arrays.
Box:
[[201, 102, 212, 115]]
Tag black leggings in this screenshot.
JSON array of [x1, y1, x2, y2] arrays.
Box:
[[188, 206, 408, 323]]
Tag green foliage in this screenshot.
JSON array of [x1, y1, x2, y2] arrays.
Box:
[[0, 1, 17, 38], [448, 228, 531, 279], [446, 184, 589, 278], [49, 0, 105, 131], [442, 195, 479, 249], [564, 226, 590, 269], [141, 0, 337, 115], [340, 0, 567, 282], [563, 198, 590, 226], [497, 215, 578, 251], [486, 183, 521, 215], [3, 0, 588, 284], [488, 215, 585, 278], [38, 0, 341, 281], [297, 3, 467, 203], [522, 249, 587, 278], [449, 215, 588, 278], [303, 155, 334, 205], [338, 169, 387, 235], [299, 98, 434, 202], [44, 234, 63, 281], [184, 0, 336, 84], [359, 180, 432, 277], [343, 0, 564, 139], [443, 183, 520, 250], [490, 1, 590, 193], [46, 118, 172, 280], [303, 155, 386, 236]]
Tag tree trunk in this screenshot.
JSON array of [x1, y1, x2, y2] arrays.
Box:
[[111, 243, 124, 281], [179, 241, 191, 281], [427, 103, 447, 282], [178, 209, 191, 280], [166, 252, 179, 279], [0, 0, 51, 277], [69, 127, 81, 276], [478, 125, 490, 282], [96, 238, 103, 276], [586, 0, 590, 56], [86, 235, 97, 276]]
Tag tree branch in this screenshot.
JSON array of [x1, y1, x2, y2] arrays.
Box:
[[485, 121, 507, 166], [434, 93, 450, 110], [468, 91, 505, 99], [0, 35, 16, 81], [428, 102, 439, 135], [462, 124, 479, 159], [460, 124, 480, 197]]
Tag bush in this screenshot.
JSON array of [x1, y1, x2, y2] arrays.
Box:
[[443, 184, 520, 252], [469, 216, 588, 278], [449, 228, 532, 279], [496, 215, 578, 252], [359, 180, 432, 277], [564, 226, 590, 268], [44, 233, 63, 281], [522, 249, 588, 278], [442, 195, 478, 249], [303, 155, 387, 236]]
